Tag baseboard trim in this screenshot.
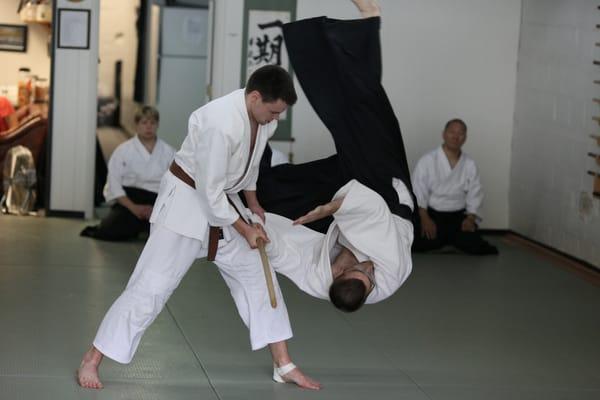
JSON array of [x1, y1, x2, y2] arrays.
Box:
[[46, 209, 85, 219], [479, 229, 510, 235], [503, 231, 600, 285]]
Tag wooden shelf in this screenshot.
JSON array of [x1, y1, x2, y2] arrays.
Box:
[[21, 19, 51, 27]]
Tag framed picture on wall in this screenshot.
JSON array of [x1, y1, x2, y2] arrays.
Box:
[[57, 8, 91, 50], [0, 24, 28, 52]]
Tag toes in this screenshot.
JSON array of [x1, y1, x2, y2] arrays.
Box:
[[299, 379, 321, 390], [78, 374, 103, 389]]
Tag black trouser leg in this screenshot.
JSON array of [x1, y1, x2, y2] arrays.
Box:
[[80, 187, 156, 241], [426, 208, 499, 255], [451, 231, 498, 255], [282, 16, 415, 219], [92, 204, 149, 241], [412, 212, 447, 252]]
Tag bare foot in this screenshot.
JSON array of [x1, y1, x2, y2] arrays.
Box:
[[77, 347, 104, 389], [280, 366, 322, 390], [352, 0, 381, 18]]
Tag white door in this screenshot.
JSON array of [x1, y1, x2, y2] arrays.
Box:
[[157, 7, 209, 149]]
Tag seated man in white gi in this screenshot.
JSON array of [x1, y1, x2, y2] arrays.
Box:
[[80, 106, 175, 241], [77, 65, 320, 391], [411, 119, 498, 255]]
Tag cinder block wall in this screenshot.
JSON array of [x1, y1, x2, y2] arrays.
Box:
[[510, 0, 600, 267]]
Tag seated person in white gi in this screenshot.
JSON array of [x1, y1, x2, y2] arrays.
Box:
[[77, 65, 321, 390], [411, 119, 498, 255], [80, 106, 175, 241]]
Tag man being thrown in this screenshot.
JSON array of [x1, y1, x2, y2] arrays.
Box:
[[262, 177, 414, 312], [411, 119, 498, 255], [251, 0, 415, 312], [77, 65, 319, 390]]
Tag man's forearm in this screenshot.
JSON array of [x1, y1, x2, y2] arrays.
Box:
[[232, 217, 251, 236], [243, 190, 260, 207], [116, 196, 136, 212]]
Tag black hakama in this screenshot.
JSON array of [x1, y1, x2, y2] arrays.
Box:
[[257, 16, 415, 232]]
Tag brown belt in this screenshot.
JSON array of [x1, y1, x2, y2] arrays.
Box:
[[169, 161, 221, 261]]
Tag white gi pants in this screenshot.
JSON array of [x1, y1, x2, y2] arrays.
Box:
[[93, 224, 292, 364]]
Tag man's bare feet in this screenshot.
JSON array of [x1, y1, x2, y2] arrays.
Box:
[[77, 347, 104, 389], [352, 0, 381, 18], [277, 365, 322, 390]]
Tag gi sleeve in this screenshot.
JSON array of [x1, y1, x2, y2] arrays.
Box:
[[411, 156, 430, 209], [193, 124, 240, 227], [333, 180, 413, 304], [103, 145, 127, 202], [264, 213, 332, 301], [465, 160, 483, 217]]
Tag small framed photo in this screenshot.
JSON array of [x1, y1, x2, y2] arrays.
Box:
[[57, 8, 91, 50], [0, 24, 28, 52]]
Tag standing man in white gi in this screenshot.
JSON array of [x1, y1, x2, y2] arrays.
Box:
[[77, 65, 319, 390], [411, 119, 498, 255]]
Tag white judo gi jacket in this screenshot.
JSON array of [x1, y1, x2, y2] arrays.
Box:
[[263, 179, 414, 304], [149, 89, 277, 245], [103, 135, 175, 202], [412, 146, 483, 217]]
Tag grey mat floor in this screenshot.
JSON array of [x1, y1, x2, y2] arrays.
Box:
[[0, 215, 598, 399]]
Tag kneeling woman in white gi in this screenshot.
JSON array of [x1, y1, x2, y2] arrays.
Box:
[[80, 106, 175, 241]]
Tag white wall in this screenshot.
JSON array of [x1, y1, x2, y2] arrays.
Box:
[[0, 0, 51, 88], [292, 0, 521, 227], [210, 1, 521, 227], [510, 0, 600, 267], [49, 0, 99, 217], [210, 0, 244, 99]]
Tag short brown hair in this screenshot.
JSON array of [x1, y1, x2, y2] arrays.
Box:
[[134, 105, 160, 124], [245, 65, 297, 105], [329, 278, 367, 312]]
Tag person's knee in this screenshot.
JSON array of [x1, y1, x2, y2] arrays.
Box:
[[329, 278, 367, 312], [127, 271, 178, 306]]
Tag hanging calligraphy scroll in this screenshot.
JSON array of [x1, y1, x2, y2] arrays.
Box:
[[242, 0, 296, 141]]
